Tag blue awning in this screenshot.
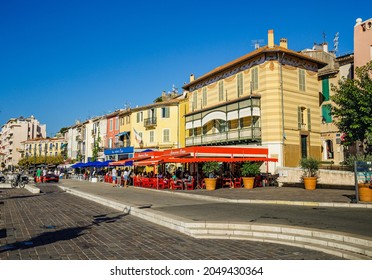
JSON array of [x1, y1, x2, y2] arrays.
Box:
[[116, 131, 129, 137]]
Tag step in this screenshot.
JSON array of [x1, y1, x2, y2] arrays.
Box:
[[185, 225, 372, 260]]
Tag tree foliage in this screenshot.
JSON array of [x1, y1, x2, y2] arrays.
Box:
[[331, 61, 372, 154], [18, 155, 65, 167]]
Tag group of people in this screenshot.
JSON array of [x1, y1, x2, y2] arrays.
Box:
[[110, 167, 131, 188]]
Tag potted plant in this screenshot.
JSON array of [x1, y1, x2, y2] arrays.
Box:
[[299, 157, 320, 190], [202, 161, 220, 191], [240, 162, 261, 189]]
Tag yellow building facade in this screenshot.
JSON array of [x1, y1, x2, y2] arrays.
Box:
[[183, 30, 327, 170], [130, 93, 187, 151]]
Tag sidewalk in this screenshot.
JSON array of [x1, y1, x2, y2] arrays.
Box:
[[56, 179, 372, 259]]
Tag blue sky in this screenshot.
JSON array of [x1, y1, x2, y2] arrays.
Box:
[[0, 0, 370, 136]]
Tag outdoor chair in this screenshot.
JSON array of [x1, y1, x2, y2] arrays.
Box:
[[184, 178, 195, 190], [170, 179, 183, 190], [234, 177, 242, 188]]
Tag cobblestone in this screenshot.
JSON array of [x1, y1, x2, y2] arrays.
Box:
[[0, 186, 341, 260]]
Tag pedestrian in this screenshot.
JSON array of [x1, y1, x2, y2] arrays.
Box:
[[123, 168, 129, 188], [117, 168, 122, 187], [111, 167, 117, 187], [36, 167, 42, 183]]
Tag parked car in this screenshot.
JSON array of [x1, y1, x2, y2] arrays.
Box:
[[34, 173, 59, 183]]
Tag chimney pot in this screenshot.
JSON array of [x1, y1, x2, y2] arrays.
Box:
[[280, 38, 288, 49], [268, 30, 274, 48]]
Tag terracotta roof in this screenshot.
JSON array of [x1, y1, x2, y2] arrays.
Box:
[[183, 45, 328, 90]]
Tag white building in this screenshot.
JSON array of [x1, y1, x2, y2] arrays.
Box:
[[0, 116, 46, 170]]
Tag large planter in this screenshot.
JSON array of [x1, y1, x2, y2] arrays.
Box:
[[204, 178, 217, 191], [358, 184, 372, 202], [303, 177, 317, 190], [242, 177, 255, 189]]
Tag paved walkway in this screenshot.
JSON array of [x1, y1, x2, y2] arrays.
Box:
[[58, 179, 372, 237]]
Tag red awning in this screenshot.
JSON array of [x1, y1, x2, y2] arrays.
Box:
[[163, 157, 278, 163]]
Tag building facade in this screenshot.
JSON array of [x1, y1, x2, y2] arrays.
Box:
[[354, 17, 372, 68], [0, 116, 46, 170], [182, 30, 326, 171], [130, 91, 187, 152]]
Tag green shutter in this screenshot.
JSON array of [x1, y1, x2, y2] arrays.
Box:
[[298, 106, 302, 129], [307, 108, 311, 131], [322, 105, 332, 123], [322, 79, 330, 101]]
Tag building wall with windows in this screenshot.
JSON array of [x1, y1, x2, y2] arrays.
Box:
[[183, 30, 326, 170], [0, 116, 46, 169], [22, 137, 67, 160], [354, 17, 372, 68], [130, 93, 187, 151]]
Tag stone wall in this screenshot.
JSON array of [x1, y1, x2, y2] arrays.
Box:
[[276, 167, 355, 187]]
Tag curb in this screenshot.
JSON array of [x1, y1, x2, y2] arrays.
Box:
[[58, 184, 372, 260]]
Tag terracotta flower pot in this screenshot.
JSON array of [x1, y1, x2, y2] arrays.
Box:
[[303, 177, 317, 190], [204, 178, 217, 191], [358, 184, 372, 202], [242, 177, 255, 189]]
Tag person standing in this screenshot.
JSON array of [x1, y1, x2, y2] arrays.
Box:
[[123, 168, 130, 188], [117, 168, 122, 187], [111, 167, 117, 187], [36, 167, 42, 183]]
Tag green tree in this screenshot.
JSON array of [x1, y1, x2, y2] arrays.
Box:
[[92, 128, 101, 161], [331, 61, 372, 154]]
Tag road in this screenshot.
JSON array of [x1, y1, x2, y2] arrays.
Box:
[[0, 184, 341, 260]]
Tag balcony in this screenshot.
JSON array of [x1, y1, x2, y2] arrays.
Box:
[[185, 127, 261, 146], [144, 117, 157, 128], [115, 140, 131, 148]]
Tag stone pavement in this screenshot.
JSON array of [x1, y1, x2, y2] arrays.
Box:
[[0, 185, 341, 260], [56, 179, 372, 259]]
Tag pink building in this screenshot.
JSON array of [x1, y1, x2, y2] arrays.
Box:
[[354, 17, 372, 68]]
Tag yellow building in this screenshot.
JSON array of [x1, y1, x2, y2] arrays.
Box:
[[182, 30, 327, 170], [22, 137, 67, 159], [130, 91, 187, 151]]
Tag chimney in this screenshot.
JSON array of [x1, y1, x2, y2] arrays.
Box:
[[322, 42, 328, 53], [268, 30, 274, 48], [279, 38, 288, 49], [190, 73, 195, 82]]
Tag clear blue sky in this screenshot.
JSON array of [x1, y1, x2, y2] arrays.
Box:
[[0, 0, 370, 136]]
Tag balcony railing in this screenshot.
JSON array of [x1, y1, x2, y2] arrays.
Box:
[[185, 127, 261, 146], [144, 117, 157, 128]]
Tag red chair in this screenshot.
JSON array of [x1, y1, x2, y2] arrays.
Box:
[[234, 177, 242, 188], [141, 178, 150, 188], [156, 178, 169, 189], [184, 178, 195, 190], [254, 175, 262, 188], [170, 179, 183, 190], [133, 176, 141, 187]]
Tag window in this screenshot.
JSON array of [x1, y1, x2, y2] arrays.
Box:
[[115, 117, 119, 130], [126, 116, 130, 124], [237, 73, 243, 96], [218, 81, 224, 101], [193, 91, 197, 111], [161, 107, 170, 118], [251, 67, 258, 91], [299, 69, 306, 91], [55, 143, 58, 150], [322, 104, 332, 123], [322, 78, 330, 101], [49, 143, 53, 150], [109, 138, 113, 148], [136, 112, 143, 123], [109, 119, 113, 131], [202, 87, 207, 107], [150, 131, 154, 143], [297, 106, 311, 130], [163, 129, 170, 142]]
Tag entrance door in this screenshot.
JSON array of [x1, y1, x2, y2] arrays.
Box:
[[301, 135, 308, 158]]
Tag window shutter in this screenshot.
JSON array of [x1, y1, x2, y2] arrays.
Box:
[[307, 108, 311, 131], [322, 79, 330, 101], [298, 106, 302, 129]]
